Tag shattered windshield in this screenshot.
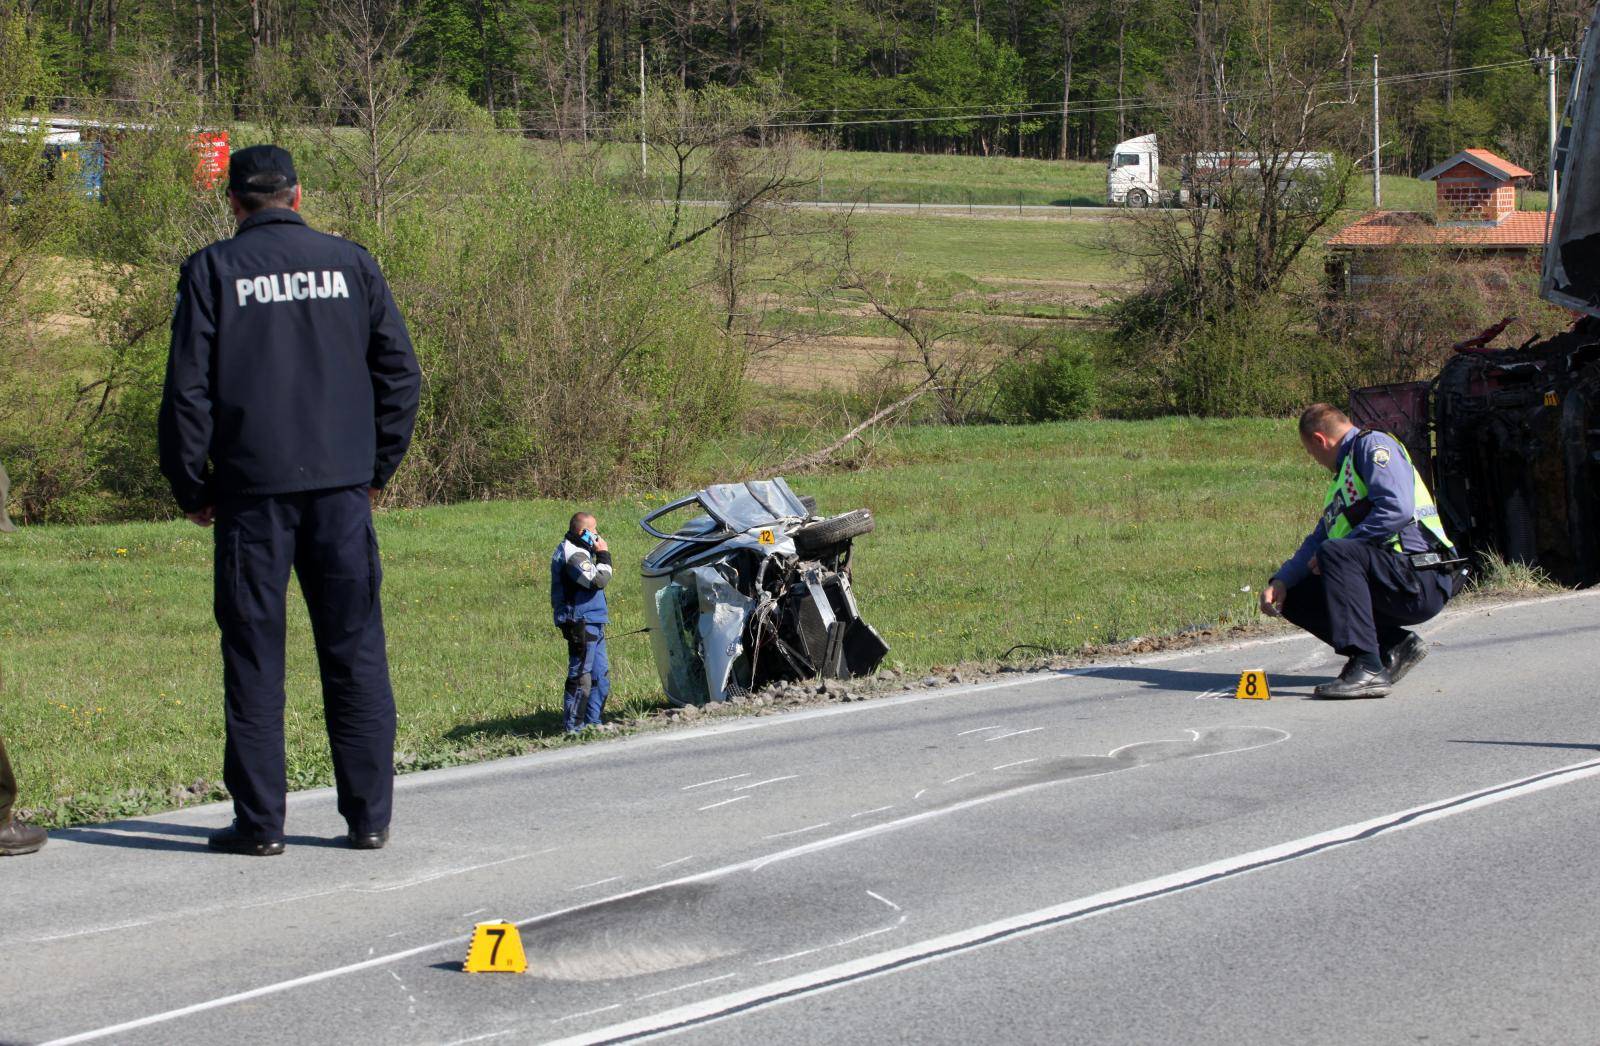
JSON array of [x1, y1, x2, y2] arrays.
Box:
[[700, 480, 807, 531]]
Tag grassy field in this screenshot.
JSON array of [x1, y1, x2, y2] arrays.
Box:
[[1, 418, 1317, 826]]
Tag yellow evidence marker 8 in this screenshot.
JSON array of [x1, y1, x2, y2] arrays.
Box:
[[1234, 670, 1271, 700], [464, 921, 527, 973]]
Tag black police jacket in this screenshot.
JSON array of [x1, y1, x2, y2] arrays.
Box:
[[158, 209, 421, 512]]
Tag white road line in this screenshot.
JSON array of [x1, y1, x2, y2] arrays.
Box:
[[865, 891, 901, 912], [956, 725, 1006, 736], [460, 908, 487, 918], [551, 1004, 623, 1024], [755, 947, 822, 966], [654, 856, 695, 870], [681, 774, 750, 791], [697, 796, 750, 812], [985, 727, 1043, 742], [570, 876, 623, 891], [943, 772, 977, 784], [31, 726, 1291, 1046], [762, 823, 832, 841], [849, 806, 895, 819], [992, 759, 1038, 771], [546, 756, 1600, 1046], [734, 775, 800, 791], [636, 973, 739, 1001]]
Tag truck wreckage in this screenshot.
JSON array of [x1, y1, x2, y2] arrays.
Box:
[[639, 478, 890, 707]]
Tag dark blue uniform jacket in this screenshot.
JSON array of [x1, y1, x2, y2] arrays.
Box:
[[159, 209, 421, 512]]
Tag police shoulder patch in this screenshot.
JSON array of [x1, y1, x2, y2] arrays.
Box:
[[1372, 446, 1392, 468]]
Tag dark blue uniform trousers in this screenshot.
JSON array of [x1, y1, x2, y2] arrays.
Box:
[[563, 625, 610, 731], [1282, 537, 1452, 659], [214, 486, 395, 840]]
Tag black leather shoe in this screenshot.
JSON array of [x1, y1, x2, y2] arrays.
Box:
[[1382, 632, 1429, 685], [0, 818, 48, 856], [347, 828, 389, 850], [1314, 658, 1393, 699], [208, 822, 285, 857]]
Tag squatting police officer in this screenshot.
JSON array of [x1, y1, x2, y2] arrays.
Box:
[[159, 145, 421, 856], [551, 512, 614, 732], [1261, 403, 1459, 698]]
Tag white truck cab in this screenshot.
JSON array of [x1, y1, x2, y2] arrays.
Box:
[[1107, 134, 1160, 206]]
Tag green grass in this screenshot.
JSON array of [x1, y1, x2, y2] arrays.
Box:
[[0, 417, 1318, 826], [842, 213, 1127, 285]]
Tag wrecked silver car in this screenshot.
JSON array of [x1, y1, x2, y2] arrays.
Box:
[[639, 478, 889, 707]]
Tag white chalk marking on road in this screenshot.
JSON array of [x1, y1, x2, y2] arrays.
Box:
[[985, 727, 1043, 742], [385, 931, 405, 939], [547, 755, 1600, 1046], [993, 758, 1038, 771], [834, 916, 907, 949], [755, 947, 822, 966], [32, 919, 152, 943], [763, 823, 831, 841], [735, 775, 800, 791], [239, 888, 341, 910], [460, 908, 487, 918], [943, 772, 977, 784], [849, 806, 895, 819], [913, 789, 928, 800], [865, 891, 901, 912], [654, 856, 695, 870], [697, 796, 750, 812], [34, 727, 1295, 1046], [363, 850, 552, 893], [551, 1004, 623, 1024], [571, 876, 624, 891], [681, 774, 750, 791], [636, 973, 738, 1001], [956, 725, 1006, 736], [443, 1029, 519, 1046], [1192, 688, 1224, 701]]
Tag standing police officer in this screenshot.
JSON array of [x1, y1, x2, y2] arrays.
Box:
[[0, 735, 47, 856], [159, 145, 421, 856], [1260, 404, 1459, 699], [551, 512, 613, 732]]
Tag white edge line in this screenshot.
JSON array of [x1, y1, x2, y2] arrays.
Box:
[[545, 756, 1600, 1046], [34, 728, 1295, 1046]]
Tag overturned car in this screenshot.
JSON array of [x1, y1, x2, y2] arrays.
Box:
[[638, 478, 890, 706]]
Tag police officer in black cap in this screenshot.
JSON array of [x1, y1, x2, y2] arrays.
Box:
[[159, 145, 421, 856]]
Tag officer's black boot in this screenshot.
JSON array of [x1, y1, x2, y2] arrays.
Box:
[[208, 821, 286, 856], [0, 818, 48, 856], [1314, 653, 1393, 699], [1382, 631, 1429, 685]]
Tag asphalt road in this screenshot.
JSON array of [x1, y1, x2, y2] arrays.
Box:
[[5, 590, 1599, 1046]]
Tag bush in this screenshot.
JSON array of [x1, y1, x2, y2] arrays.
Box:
[[993, 335, 1098, 422]]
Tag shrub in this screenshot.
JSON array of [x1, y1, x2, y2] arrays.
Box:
[[992, 335, 1098, 422]]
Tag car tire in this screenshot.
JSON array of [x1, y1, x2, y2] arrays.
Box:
[[1125, 188, 1149, 208], [794, 509, 875, 554]]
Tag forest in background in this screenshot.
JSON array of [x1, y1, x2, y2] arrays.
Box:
[[15, 0, 1593, 174]]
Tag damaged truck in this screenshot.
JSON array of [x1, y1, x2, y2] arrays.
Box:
[[1350, 4, 1600, 587], [638, 478, 890, 707]]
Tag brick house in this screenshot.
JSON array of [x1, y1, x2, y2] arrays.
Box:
[[1325, 148, 1550, 296]]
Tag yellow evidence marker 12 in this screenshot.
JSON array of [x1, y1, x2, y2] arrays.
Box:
[[1234, 670, 1271, 700], [464, 921, 527, 973]]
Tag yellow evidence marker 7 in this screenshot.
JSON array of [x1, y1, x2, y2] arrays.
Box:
[[1234, 670, 1271, 700], [464, 921, 527, 973]]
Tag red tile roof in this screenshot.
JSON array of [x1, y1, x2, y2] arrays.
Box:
[[1326, 209, 1552, 249], [1418, 148, 1534, 182]]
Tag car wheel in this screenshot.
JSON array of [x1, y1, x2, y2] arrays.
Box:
[[794, 509, 875, 554], [1126, 189, 1149, 208]]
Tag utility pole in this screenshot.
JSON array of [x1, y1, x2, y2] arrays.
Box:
[[1372, 53, 1381, 209], [633, 44, 640, 175], [1549, 50, 1559, 201]]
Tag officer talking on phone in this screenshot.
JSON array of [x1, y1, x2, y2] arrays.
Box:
[[159, 145, 421, 856], [551, 512, 613, 732]]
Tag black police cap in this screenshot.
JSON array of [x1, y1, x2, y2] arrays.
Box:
[[228, 144, 298, 194]]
